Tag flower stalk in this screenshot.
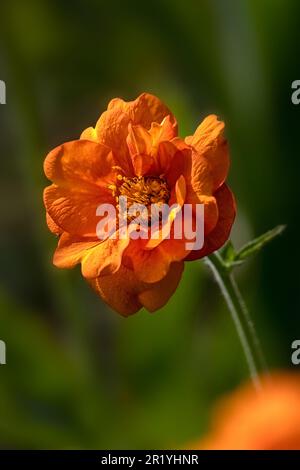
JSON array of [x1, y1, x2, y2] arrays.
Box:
[[205, 251, 267, 392]]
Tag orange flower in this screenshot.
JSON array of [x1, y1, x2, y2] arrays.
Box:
[[43, 93, 235, 316], [191, 373, 300, 450]]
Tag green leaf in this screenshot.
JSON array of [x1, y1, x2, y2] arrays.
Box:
[[234, 225, 286, 262], [216, 225, 286, 272], [220, 240, 236, 263], [219, 241, 244, 270]]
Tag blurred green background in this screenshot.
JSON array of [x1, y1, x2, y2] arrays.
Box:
[[0, 0, 299, 449]]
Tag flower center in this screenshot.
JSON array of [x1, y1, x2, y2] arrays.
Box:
[[109, 175, 170, 224], [118, 176, 170, 207]]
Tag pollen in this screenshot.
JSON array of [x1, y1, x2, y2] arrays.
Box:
[[118, 176, 170, 207], [108, 175, 170, 224], [107, 183, 117, 197]]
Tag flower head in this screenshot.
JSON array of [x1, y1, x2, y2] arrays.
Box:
[[43, 93, 235, 315], [191, 373, 300, 450]]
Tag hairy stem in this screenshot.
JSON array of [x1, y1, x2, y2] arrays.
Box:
[[205, 251, 267, 391]]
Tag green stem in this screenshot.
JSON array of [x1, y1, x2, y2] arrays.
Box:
[[205, 251, 267, 391]]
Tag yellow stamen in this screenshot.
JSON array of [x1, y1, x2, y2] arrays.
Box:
[[108, 175, 170, 223]]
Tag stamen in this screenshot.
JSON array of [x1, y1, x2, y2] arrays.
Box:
[[108, 175, 170, 223], [121, 176, 170, 222]]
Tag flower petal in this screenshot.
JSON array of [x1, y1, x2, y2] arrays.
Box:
[[186, 184, 236, 261], [53, 233, 100, 269], [44, 184, 114, 237], [146, 175, 186, 249], [198, 373, 300, 450], [186, 114, 229, 191], [43, 140, 117, 236], [89, 261, 184, 316], [107, 92, 177, 130], [81, 235, 131, 278], [80, 127, 98, 141], [139, 261, 184, 312], [186, 147, 213, 196], [164, 141, 193, 188], [184, 192, 219, 235], [81, 93, 177, 175], [198, 195, 219, 234], [126, 123, 153, 176], [155, 141, 179, 178], [149, 115, 177, 152], [123, 235, 189, 284], [46, 213, 63, 235], [170, 174, 186, 207], [169, 144, 219, 236], [53, 232, 130, 278], [89, 265, 142, 316], [93, 108, 134, 175], [44, 140, 117, 189]]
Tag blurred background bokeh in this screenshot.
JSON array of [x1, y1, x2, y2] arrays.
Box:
[[0, 0, 299, 449]]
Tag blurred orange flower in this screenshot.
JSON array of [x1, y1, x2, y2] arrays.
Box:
[[43, 93, 235, 315], [191, 373, 300, 450]]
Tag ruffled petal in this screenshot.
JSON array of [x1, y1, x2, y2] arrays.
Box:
[[165, 140, 208, 193], [156, 141, 180, 178], [123, 233, 190, 283], [184, 192, 219, 235], [89, 261, 184, 316], [126, 117, 178, 177], [44, 184, 115, 237], [53, 233, 100, 269], [46, 213, 63, 235], [81, 93, 177, 176], [54, 232, 130, 278], [186, 114, 229, 191], [44, 140, 117, 188], [81, 235, 131, 278], [126, 123, 153, 176], [149, 115, 177, 157], [146, 175, 186, 249], [171, 141, 219, 236], [138, 261, 184, 312], [80, 127, 98, 141], [43, 140, 117, 236], [89, 265, 142, 316], [93, 108, 134, 175], [186, 147, 213, 196], [198, 195, 219, 234], [107, 92, 177, 130], [186, 184, 236, 261]]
